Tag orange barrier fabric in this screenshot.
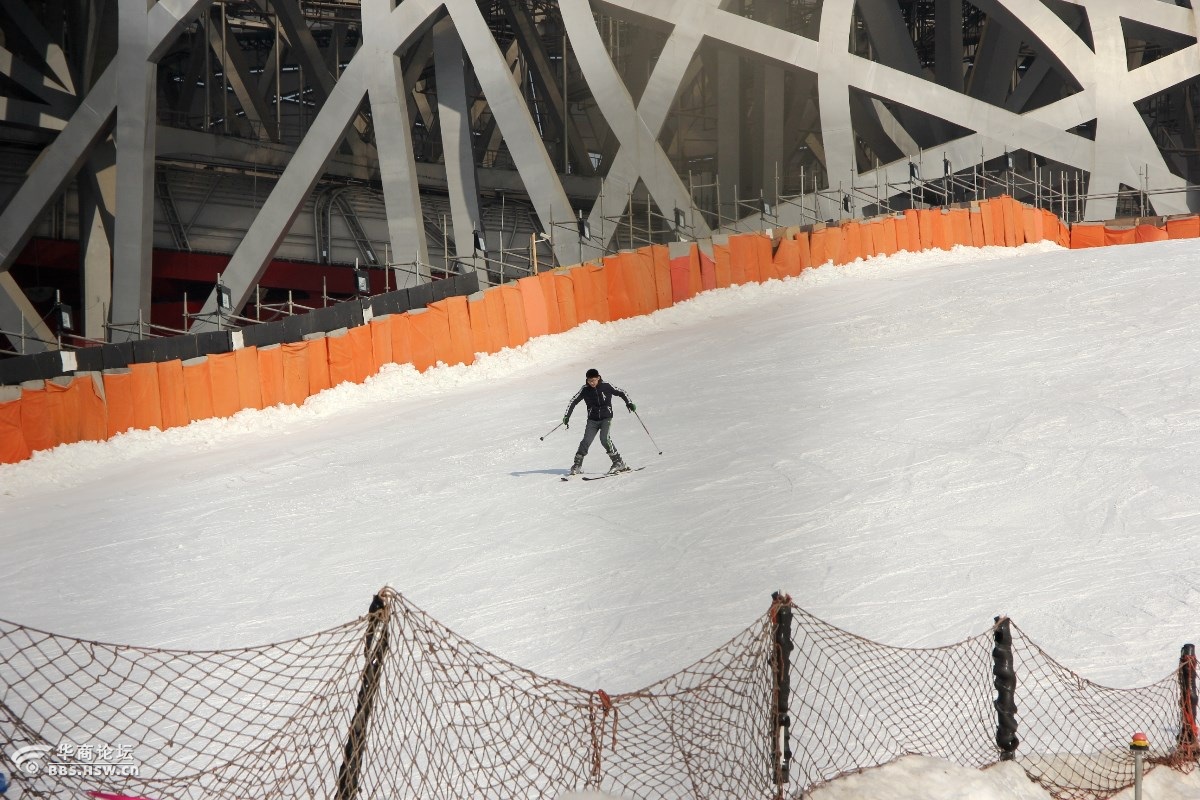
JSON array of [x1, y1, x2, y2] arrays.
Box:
[[370, 317, 394, 370], [0, 394, 30, 464], [182, 358, 216, 422], [208, 352, 242, 418], [102, 372, 134, 439], [499, 285, 531, 345], [409, 308, 450, 371], [281, 343, 311, 407], [1135, 224, 1168, 243], [698, 246, 718, 289], [970, 210, 986, 247], [258, 345, 286, 406], [129, 362, 164, 431], [875, 220, 897, 257], [949, 209, 972, 248], [604, 255, 637, 320], [1003, 197, 1021, 245], [390, 313, 415, 366], [629, 250, 658, 314], [554, 274, 579, 331], [18, 383, 56, 451], [1070, 223, 1104, 248], [1166, 216, 1200, 239], [862, 221, 882, 258], [826, 225, 848, 265], [347, 324, 374, 382], [892, 215, 911, 252], [914, 210, 934, 251], [713, 242, 733, 287], [517, 276, 551, 338], [304, 338, 331, 396], [1104, 226, 1136, 246], [1021, 207, 1043, 243], [157, 359, 189, 430], [809, 228, 830, 266], [794, 231, 814, 269], [669, 254, 693, 303], [537, 271, 563, 334], [841, 222, 863, 265], [74, 374, 108, 443], [44, 379, 78, 446], [726, 236, 748, 284], [650, 246, 673, 310], [568, 265, 597, 323], [443, 295, 475, 365], [234, 347, 264, 410], [327, 331, 356, 386], [1057, 219, 1071, 248], [482, 287, 509, 348], [587, 265, 611, 323], [468, 296, 495, 356], [773, 237, 802, 278]]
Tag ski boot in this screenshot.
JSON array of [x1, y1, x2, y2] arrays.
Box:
[[608, 455, 630, 474], [568, 456, 584, 476]]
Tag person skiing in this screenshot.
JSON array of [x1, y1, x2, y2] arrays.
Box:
[[563, 368, 636, 476]]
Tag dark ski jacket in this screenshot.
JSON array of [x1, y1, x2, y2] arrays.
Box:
[[565, 381, 632, 422]]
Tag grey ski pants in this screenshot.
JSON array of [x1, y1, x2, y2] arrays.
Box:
[[576, 418, 620, 461]]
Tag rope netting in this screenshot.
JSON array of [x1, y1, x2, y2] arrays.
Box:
[[0, 589, 1196, 800]]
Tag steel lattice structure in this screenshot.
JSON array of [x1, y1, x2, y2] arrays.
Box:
[[2, 0, 1200, 353]]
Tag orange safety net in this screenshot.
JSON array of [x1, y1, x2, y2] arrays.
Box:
[[0, 392, 30, 464], [327, 329, 363, 382], [1135, 224, 1168, 243], [536, 272, 562, 334], [101, 371, 134, 439], [499, 285, 530, 346], [304, 338, 331, 396], [208, 352, 242, 418], [182, 358, 215, 422], [280, 342, 311, 407], [347, 325, 375, 382], [1104, 226, 1137, 246], [258, 345, 286, 406], [370, 317, 394, 370], [517, 276, 550, 338], [409, 308, 448, 371], [554, 274, 579, 332], [157, 359, 190, 430], [129, 362, 164, 432], [649, 245, 673, 310], [234, 347, 264, 410], [390, 313, 415, 367], [1166, 216, 1200, 239]]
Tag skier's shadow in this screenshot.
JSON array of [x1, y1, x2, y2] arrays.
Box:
[[511, 468, 569, 477]]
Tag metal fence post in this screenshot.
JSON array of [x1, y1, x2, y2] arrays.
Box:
[[993, 616, 1018, 761]]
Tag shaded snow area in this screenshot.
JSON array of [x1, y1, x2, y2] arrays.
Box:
[[6, 238, 1200, 797]]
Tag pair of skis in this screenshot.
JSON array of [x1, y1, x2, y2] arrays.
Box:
[[561, 466, 645, 482]]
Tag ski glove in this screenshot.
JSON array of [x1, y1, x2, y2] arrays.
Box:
[[627, 403, 636, 412], [562, 415, 570, 428]]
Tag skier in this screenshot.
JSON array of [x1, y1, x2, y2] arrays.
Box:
[[563, 368, 636, 476]]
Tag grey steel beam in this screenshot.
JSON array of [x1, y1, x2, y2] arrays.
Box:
[[363, 0, 429, 285], [190, 0, 443, 328], [443, 0, 578, 266], [433, 15, 484, 278], [935, 0, 964, 92], [0, 0, 77, 94], [109, 0, 159, 341], [80, 138, 116, 341], [560, 0, 704, 254], [205, 11, 276, 140], [0, 273, 55, 353], [716, 47, 740, 221], [0, 45, 77, 115], [499, 0, 594, 178]]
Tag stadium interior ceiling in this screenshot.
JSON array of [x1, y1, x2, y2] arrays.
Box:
[[2, 0, 1200, 354]]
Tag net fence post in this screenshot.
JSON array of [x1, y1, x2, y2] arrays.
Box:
[[1178, 643, 1198, 758], [992, 616, 1018, 761], [335, 591, 392, 800], [770, 591, 794, 794]]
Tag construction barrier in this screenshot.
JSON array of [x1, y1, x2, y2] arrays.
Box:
[[7, 195, 1194, 466]]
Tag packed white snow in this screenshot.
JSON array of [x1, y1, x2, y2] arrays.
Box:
[[6, 236, 1200, 798]]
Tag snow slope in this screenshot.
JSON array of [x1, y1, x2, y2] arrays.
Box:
[[6, 237, 1200, 797]]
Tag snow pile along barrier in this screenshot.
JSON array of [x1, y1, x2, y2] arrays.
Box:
[[0, 196, 1099, 466]]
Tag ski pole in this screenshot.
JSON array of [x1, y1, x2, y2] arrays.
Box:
[[631, 409, 662, 454], [540, 421, 565, 441]]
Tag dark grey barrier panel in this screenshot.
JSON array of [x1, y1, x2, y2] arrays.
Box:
[[0, 352, 61, 385], [371, 288, 412, 316], [408, 282, 434, 309], [280, 314, 307, 342], [456, 272, 480, 296], [101, 342, 135, 370], [333, 299, 365, 328], [306, 305, 343, 335], [73, 347, 104, 373], [239, 319, 288, 348], [431, 279, 455, 302], [195, 331, 232, 356]]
